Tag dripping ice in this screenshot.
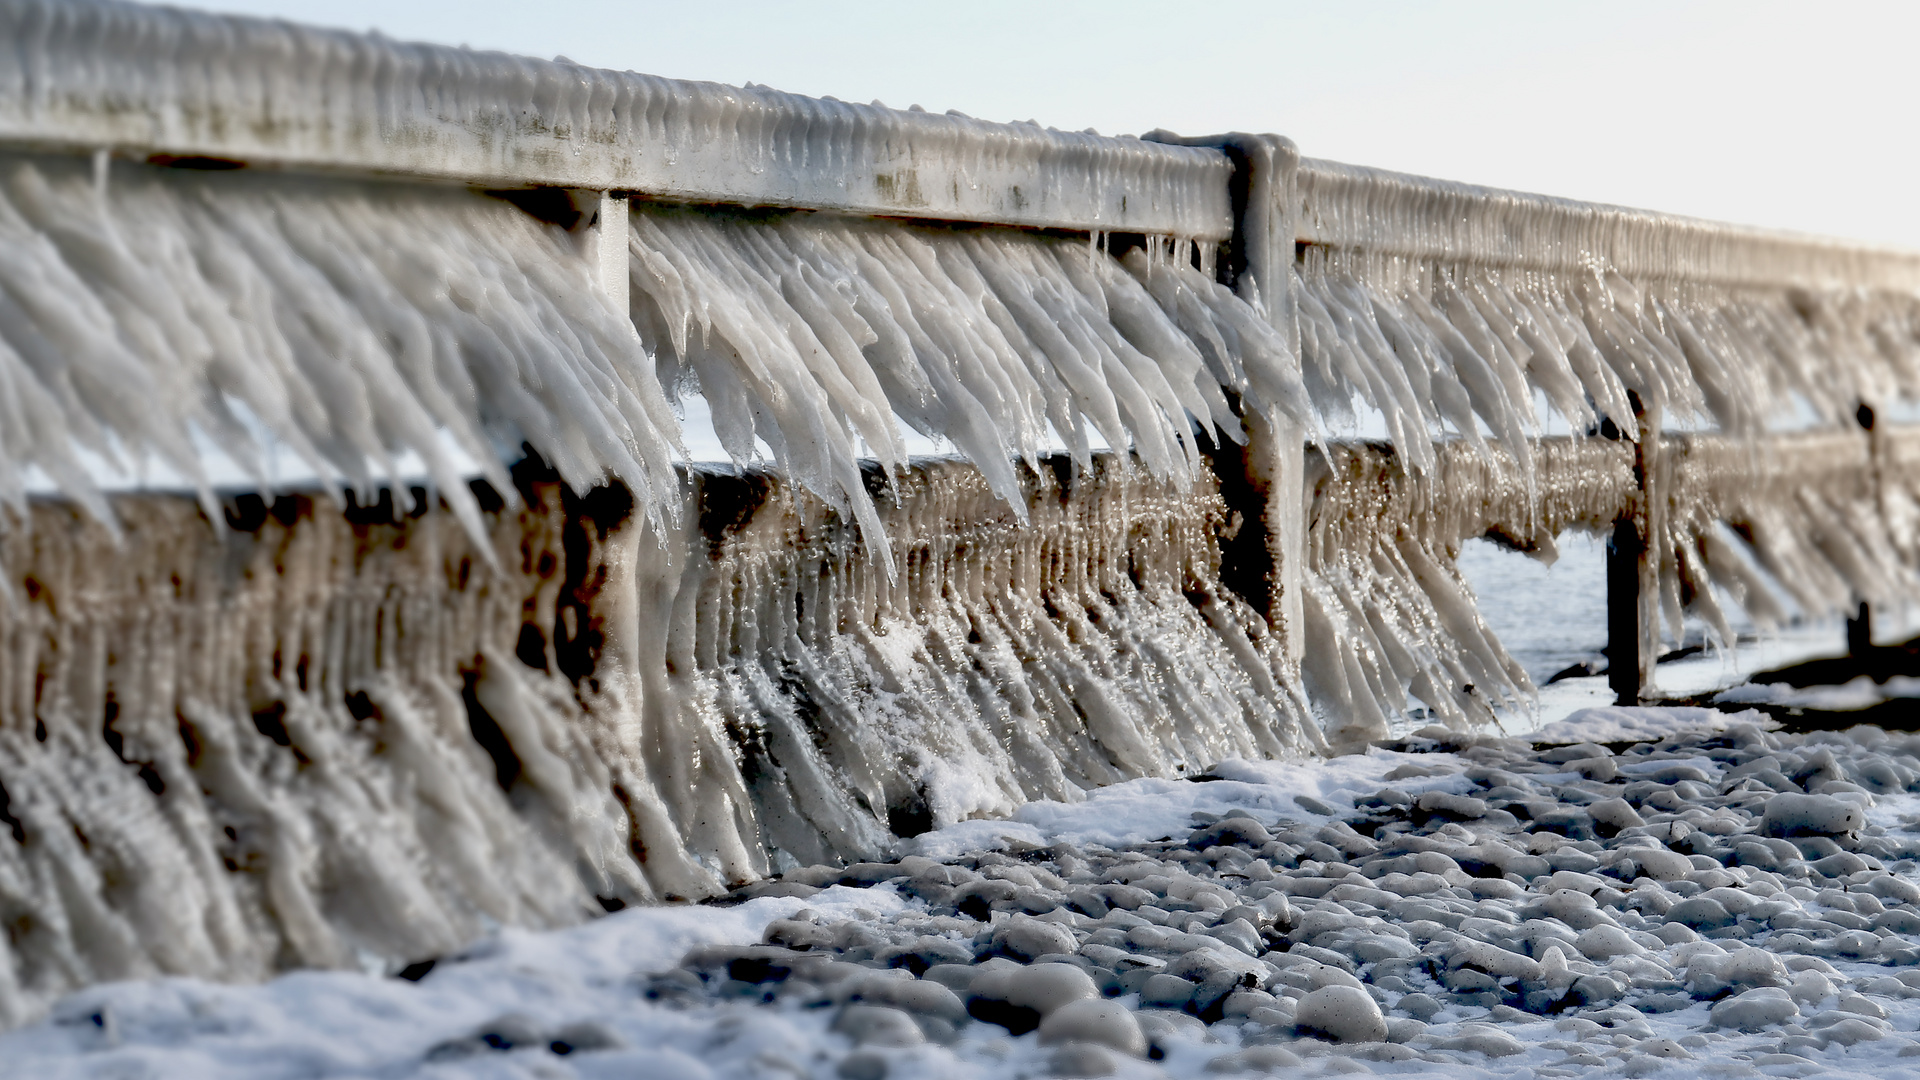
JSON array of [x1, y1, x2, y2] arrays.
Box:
[[0, 39, 1914, 1040]]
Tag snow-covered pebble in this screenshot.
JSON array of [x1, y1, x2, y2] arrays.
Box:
[[15, 714, 1920, 1078]]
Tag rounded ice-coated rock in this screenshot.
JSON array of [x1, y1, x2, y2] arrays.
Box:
[[1139, 973, 1196, 1009], [1761, 793, 1866, 838], [1037, 999, 1147, 1056], [837, 1050, 889, 1080], [1000, 962, 1098, 1015], [994, 916, 1077, 961], [1431, 1028, 1525, 1056], [1294, 984, 1387, 1043], [1668, 896, 1734, 930], [1416, 791, 1488, 819], [1710, 987, 1799, 1031], [547, 1021, 625, 1054], [1206, 1045, 1304, 1072], [1574, 925, 1644, 960], [841, 973, 968, 1024], [1189, 816, 1273, 849], [1587, 797, 1644, 832], [831, 1004, 926, 1047], [1048, 1042, 1119, 1078], [1790, 971, 1837, 1004], [1713, 949, 1790, 995], [1821, 1017, 1889, 1046], [1395, 992, 1442, 1021], [1567, 756, 1618, 782]]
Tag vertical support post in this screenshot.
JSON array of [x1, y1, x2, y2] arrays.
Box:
[[1232, 135, 1306, 673], [1606, 516, 1644, 705], [1852, 401, 1879, 658], [580, 190, 630, 315], [1606, 392, 1656, 704], [1848, 602, 1873, 658], [1152, 132, 1307, 671]]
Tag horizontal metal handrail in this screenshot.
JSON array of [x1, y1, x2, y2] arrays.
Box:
[[0, 0, 1233, 239], [1296, 158, 1920, 293]]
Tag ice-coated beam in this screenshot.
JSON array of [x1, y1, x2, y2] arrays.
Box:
[[1295, 158, 1920, 292], [0, 0, 1233, 239]]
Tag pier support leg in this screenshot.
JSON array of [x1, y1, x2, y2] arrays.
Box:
[[1607, 516, 1645, 705], [1848, 602, 1873, 658], [1606, 392, 1657, 705], [1153, 131, 1306, 670], [1852, 401, 1879, 661]]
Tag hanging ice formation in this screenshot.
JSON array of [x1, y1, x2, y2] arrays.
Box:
[[2, 0, 1920, 1029], [1287, 159, 1920, 740]]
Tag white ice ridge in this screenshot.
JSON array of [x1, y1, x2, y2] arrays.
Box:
[[0, 151, 683, 546], [628, 207, 1315, 565], [0, 0, 1233, 239]]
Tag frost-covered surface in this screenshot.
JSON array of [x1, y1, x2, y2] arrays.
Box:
[[0, 0, 1233, 236], [0, 456, 1316, 1027], [1716, 678, 1920, 711], [14, 715, 1920, 1078]]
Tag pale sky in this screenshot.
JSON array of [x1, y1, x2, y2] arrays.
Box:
[[192, 1, 1920, 249]]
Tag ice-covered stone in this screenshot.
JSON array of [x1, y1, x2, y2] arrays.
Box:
[[832, 1005, 927, 1047], [1294, 984, 1387, 1043], [1711, 987, 1800, 1031], [1762, 794, 1867, 838], [1037, 1000, 1147, 1056]]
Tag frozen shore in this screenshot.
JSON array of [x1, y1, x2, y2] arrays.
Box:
[[9, 706, 1920, 1079]]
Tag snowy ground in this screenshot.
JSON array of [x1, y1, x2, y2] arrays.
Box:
[[11, 707, 1920, 1079]]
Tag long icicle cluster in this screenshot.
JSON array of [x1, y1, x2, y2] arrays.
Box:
[[1295, 243, 1920, 737], [0, 152, 683, 550], [627, 207, 1316, 573]]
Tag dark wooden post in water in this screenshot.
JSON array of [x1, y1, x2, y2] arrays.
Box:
[[1607, 516, 1645, 704], [1850, 401, 1878, 659], [1847, 602, 1874, 658], [1606, 391, 1655, 705]]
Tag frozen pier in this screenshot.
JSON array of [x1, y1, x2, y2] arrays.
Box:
[[0, 0, 1918, 1044]]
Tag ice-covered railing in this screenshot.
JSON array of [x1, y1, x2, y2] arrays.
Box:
[[4, 0, 1920, 1030], [0, 0, 1231, 238], [1284, 157, 1920, 717]]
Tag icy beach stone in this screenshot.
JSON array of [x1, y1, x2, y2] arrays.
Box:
[[1048, 1042, 1119, 1077], [1761, 793, 1867, 838], [1294, 984, 1387, 1043], [1667, 896, 1735, 930], [1206, 1045, 1304, 1073], [840, 973, 968, 1024], [1431, 1027, 1525, 1057], [1000, 963, 1098, 1015], [1574, 925, 1644, 959], [832, 1004, 926, 1047], [1189, 815, 1273, 849], [1037, 999, 1147, 1056], [1711, 987, 1800, 1031], [992, 916, 1076, 961]]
